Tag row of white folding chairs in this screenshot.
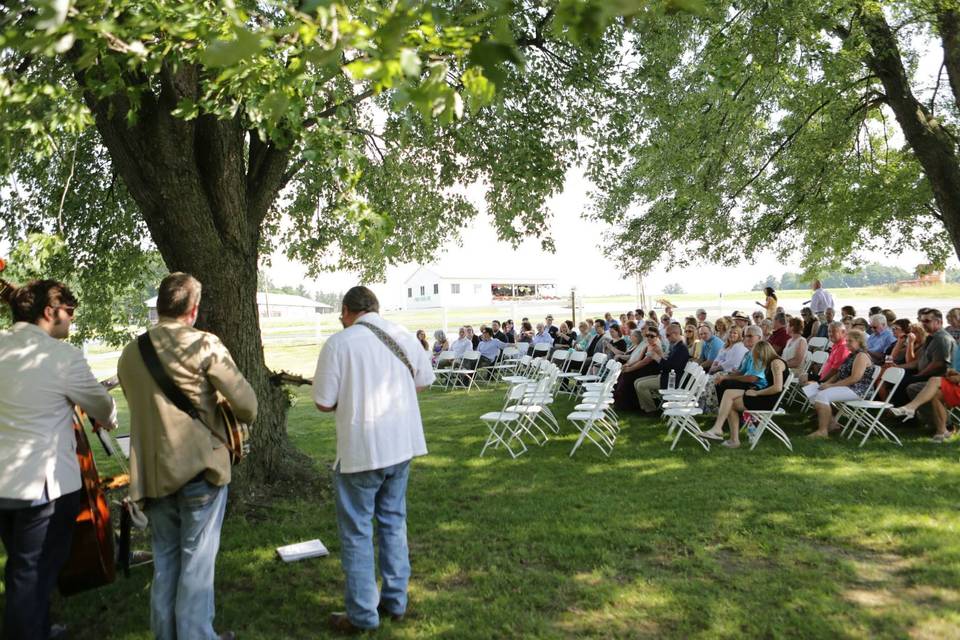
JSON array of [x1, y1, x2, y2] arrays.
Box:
[[836, 366, 905, 447], [479, 363, 562, 457], [432, 351, 482, 391], [568, 372, 622, 457]]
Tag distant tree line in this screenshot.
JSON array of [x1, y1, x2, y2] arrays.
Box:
[[752, 264, 915, 291]]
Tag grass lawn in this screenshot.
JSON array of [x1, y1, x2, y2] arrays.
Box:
[[7, 377, 958, 639]]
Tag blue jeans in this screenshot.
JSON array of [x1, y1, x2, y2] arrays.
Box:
[[334, 460, 412, 629], [145, 478, 228, 640]]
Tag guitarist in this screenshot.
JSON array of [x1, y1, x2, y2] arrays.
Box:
[[117, 273, 257, 640], [0, 279, 118, 640]]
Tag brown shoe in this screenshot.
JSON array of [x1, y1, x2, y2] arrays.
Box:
[[328, 612, 371, 635], [377, 603, 405, 622]]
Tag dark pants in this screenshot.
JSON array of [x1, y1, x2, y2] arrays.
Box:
[[0, 490, 81, 640], [891, 373, 930, 407]]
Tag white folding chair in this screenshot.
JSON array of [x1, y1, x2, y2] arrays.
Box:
[[808, 336, 829, 352], [550, 349, 571, 371], [569, 378, 620, 457], [531, 343, 551, 359], [432, 351, 457, 389], [566, 353, 609, 398], [479, 384, 530, 458], [447, 351, 481, 392], [794, 351, 830, 409], [486, 346, 521, 381], [841, 367, 906, 447], [747, 372, 795, 450]]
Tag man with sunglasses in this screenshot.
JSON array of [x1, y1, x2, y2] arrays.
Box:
[[0, 279, 118, 640]]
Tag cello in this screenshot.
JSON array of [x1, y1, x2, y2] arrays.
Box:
[[0, 258, 118, 595]]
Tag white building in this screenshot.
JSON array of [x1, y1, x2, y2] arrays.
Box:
[[145, 293, 332, 322], [403, 266, 558, 309]]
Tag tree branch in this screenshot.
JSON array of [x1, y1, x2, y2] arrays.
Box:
[[303, 88, 376, 128]]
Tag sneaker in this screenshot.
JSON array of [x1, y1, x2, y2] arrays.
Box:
[[890, 406, 916, 420]]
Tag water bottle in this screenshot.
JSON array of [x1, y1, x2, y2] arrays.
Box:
[[667, 370, 676, 390]]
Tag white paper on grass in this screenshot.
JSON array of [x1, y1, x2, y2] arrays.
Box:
[[276, 539, 330, 563]]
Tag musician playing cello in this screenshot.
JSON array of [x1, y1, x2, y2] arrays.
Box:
[[0, 279, 118, 640], [117, 273, 257, 640]]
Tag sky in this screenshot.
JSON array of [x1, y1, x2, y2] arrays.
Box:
[[262, 163, 941, 309]]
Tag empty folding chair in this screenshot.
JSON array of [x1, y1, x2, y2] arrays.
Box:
[[794, 350, 830, 409], [486, 346, 522, 381], [841, 367, 906, 447], [531, 343, 551, 359], [550, 349, 571, 371], [808, 336, 829, 352], [565, 353, 609, 398], [569, 378, 620, 457], [479, 384, 530, 458]]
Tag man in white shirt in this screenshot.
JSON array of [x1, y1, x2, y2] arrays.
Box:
[[805, 279, 835, 317], [0, 279, 118, 640], [313, 286, 434, 634], [532, 323, 554, 346], [449, 327, 472, 357]]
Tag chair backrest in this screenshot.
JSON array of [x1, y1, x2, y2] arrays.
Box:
[[435, 350, 455, 365], [602, 359, 622, 382], [878, 366, 906, 399], [585, 352, 608, 376], [531, 343, 551, 357], [516, 342, 531, 355], [769, 372, 795, 412], [808, 336, 829, 351], [460, 351, 481, 369], [550, 349, 570, 366], [500, 346, 520, 360], [808, 350, 829, 368], [679, 360, 701, 388], [565, 350, 588, 371]]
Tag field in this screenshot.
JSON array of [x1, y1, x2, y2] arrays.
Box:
[[5, 343, 960, 639]]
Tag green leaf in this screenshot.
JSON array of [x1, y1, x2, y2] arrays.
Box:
[[399, 48, 421, 77], [200, 27, 263, 68], [261, 91, 290, 125]]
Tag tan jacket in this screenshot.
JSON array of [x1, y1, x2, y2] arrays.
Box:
[[118, 319, 258, 501]]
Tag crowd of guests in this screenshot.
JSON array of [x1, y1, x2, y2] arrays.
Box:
[[416, 280, 960, 447]]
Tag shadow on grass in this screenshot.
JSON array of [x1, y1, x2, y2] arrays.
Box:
[[9, 386, 960, 639]]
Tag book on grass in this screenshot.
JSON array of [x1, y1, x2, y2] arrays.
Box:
[[276, 539, 329, 563]]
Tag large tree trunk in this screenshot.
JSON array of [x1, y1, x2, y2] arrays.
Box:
[[858, 3, 960, 261], [77, 62, 304, 485]]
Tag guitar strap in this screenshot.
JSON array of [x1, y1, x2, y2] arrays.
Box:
[[136, 333, 229, 447], [355, 320, 416, 379]]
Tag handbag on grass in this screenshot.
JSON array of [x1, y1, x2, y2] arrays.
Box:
[[136, 333, 250, 465]]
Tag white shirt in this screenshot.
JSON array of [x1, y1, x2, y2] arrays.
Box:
[[809, 287, 835, 315], [313, 313, 435, 474], [0, 322, 118, 501], [450, 337, 472, 357], [714, 342, 749, 373]]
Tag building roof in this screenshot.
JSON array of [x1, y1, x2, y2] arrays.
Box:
[[145, 293, 332, 309], [404, 265, 557, 285]]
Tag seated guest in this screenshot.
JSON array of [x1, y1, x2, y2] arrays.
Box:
[[517, 321, 534, 343], [866, 314, 895, 364], [684, 316, 697, 328], [841, 305, 856, 321], [620, 313, 628, 327], [416, 329, 429, 351], [659, 314, 671, 339], [575, 322, 591, 350], [800, 307, 815, 339], [703, 340, 786, 448], [760, 318, 773, 340], [851, 317, 869, 334], [803, 322, 849, 384], [476, 327, 507, 367], [626, 311, 636, 323], [713, 317, 729, 342], [713, 325, 763, 399], [892, 308, 954, 406], [947, 307, 960, 341], [698, 324, 724, 370], [633, 324, 689, 413], [565, 320, 578, 342], [731, 311, 750, 331], [683, 324, 702, 360], [696, 308, 708, 325], [888, 319, 918, 366], [586, 320, 606, 358], [782, 317, 808, 377], [814, 308, 835, 339], [544, 315, 560, 338], [648, 310, 659, 324], [604, 325, 628, 358], [613, 330, 663, 411], [802, 329, 875, 438], [882, 309, 897, 326], [491, 320, 508, 343], [553, 322, 575, 348], [708, 326, 749, 375], [752, 310, 766, 327], [891, 337, 960, 441], [503, 319, 516, 343], [466, 325, 480, 349], [432, 329, 449, 362], [450, 327, 472, 355], [768, 313, 789, 354], [532, 323, 554, 346], [866, 307, 882, 334]]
